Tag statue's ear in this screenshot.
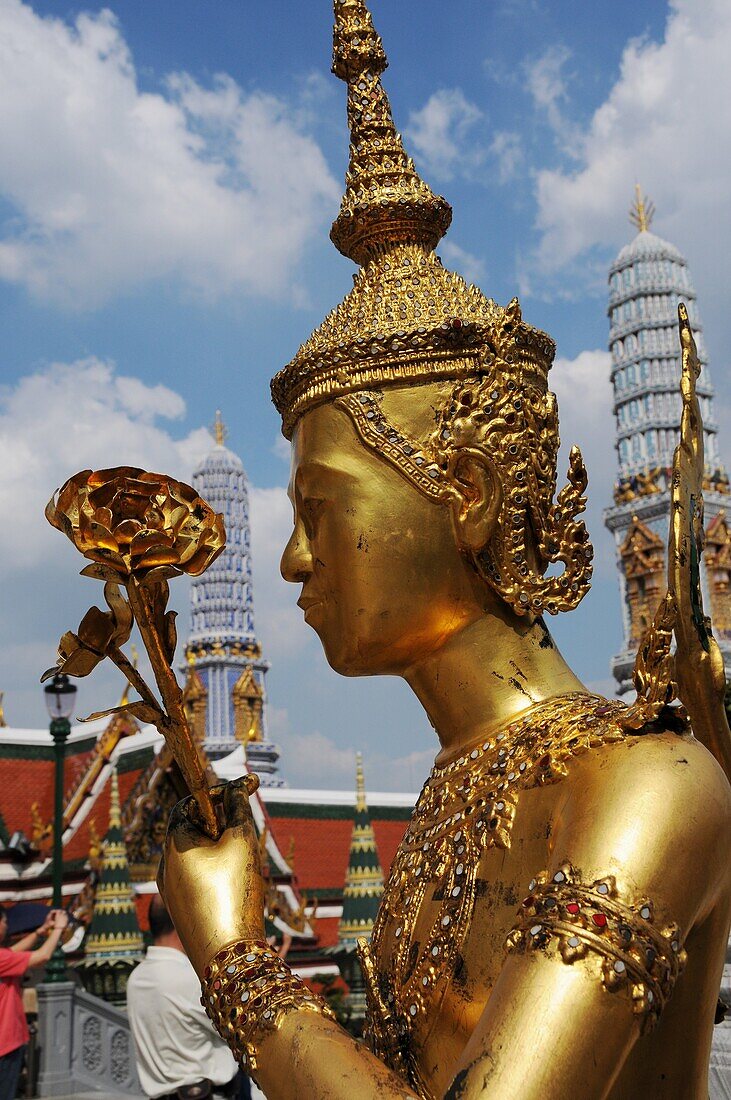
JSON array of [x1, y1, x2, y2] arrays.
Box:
[[447, 447, 502, 554]]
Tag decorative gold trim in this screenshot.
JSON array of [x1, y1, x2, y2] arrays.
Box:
[[201, 940, 334, 1072], [506, 864, 686, 1031]]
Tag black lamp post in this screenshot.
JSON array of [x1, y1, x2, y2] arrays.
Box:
[[42, 673, 76, 983]]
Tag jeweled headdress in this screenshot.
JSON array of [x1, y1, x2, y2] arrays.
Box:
[[271, 0, 592, 617], [271, 0, 554, 436]]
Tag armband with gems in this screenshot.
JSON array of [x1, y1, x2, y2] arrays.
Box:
[[201, 940, 336, 1071], [506, 865, 687, 1030]]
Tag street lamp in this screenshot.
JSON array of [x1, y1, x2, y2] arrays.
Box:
[[42, 674, 76, 983]]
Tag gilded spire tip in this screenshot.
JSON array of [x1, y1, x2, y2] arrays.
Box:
[[212, 410, 227, 447], [109, 766, 121, 829], [330, 0, 452, 265], [355, 750, 367, 809], [629, 183, 655, 234]]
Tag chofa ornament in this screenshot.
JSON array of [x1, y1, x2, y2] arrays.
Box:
[[43, 466, 227, 837]]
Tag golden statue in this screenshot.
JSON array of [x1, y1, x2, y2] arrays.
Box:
[[155, 3, 730, 1097]]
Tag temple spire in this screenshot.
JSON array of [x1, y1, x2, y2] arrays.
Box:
[[330, 0, 452, 265], [337, 752, 384, 947], [629, 184, 655, 234], [79, 767, 144, 1004]]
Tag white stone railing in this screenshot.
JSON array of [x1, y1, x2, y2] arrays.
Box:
[[36, 981, 142, 1097]]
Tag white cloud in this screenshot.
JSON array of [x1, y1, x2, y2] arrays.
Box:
[[249, 485, 307, 662], [0, 0, 339, 308], [0, 357, 314, 731], [525, 44, 575, 147], [272, 722, 431, 793], [406, 89, 484, 181], [439, 241, 486, 285], [0, 357, 212, 570], [0, 358, 217, 725], [490, 130, 524, 184], [533, 0, 731, 293]]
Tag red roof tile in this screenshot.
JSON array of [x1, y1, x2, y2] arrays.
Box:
[[266, 815, 407, 895]]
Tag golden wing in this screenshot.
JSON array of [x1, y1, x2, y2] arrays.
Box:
[[622, 304, 731, 782]]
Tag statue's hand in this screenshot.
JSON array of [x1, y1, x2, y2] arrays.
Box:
[[158, 774, 266, 977]]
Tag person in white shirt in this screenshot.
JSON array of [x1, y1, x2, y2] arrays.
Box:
[[127, 895, 248, 1100]]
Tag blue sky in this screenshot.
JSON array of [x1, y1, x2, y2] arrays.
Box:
[[1, 0, 729, 790]]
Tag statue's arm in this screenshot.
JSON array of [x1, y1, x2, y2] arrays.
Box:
[[163, 740, 730, 1100], [447, 733, 731, 1099], [160, 781, 418, 1098]]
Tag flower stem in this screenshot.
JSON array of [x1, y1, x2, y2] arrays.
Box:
[[107, 645, 164, 717], [126, 576, 220, 839]]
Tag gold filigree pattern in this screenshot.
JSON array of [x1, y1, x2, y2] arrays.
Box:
[[360, 693, 627, 1090], [329, 0, 451, 265], [272, 245, 554, 440], [201, 940, 334, 1073], [506, 864, 687, 1030]]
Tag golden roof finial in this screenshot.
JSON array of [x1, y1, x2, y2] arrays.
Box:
[[212, 409, 227, 447], [629, 183, 655, 234], [0, 691, 5, 728], [355, 750, 367, 811], [330, 0, 452, 265], [109, 766, 122, 830]]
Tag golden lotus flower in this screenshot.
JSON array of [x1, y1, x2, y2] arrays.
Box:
[[46, 467, 225, 581]]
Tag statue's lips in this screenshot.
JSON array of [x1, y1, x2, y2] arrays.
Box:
[[297, 595, 322, 618]]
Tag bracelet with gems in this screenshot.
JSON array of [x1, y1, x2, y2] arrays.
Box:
[[506, 864, 687, 1030], [201, 940, 336, 1072]]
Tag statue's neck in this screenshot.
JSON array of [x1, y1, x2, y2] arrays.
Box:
[[403, 610, 587, 763]]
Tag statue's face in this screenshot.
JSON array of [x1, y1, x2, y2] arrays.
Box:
[[281, 395, 483, 676]]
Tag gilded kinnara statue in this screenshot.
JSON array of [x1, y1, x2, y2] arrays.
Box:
[[158, 3, 731, 1097]]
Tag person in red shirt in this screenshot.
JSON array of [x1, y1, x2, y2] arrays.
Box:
[[0, 906, 68, 1100]]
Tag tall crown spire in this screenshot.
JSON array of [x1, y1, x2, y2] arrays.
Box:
[[629, 184, 655, 234], [330, 0, 452, 265]]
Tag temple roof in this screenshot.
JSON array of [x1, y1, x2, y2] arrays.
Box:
[[192, 440, 244, 477], [613, 229, 685, 270]]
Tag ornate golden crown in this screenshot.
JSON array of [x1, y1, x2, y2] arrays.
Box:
[[271, 0, 555, 439]]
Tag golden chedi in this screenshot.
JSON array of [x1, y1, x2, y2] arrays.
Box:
[[159, 3, 731, 1098]]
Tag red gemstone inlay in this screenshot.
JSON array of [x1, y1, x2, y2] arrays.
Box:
[[566, 902, 580, 915], [522, 895, 535, 908], [204, 966, 211, 979], [213, 979, 221, 990], [592, 913, 608, 928], [452, 318, 463, 329]]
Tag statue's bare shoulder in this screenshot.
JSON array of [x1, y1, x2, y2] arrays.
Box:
[[554, 723, 731, 928]]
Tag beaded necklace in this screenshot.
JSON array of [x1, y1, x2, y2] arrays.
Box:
[[360, 692, 628, 1095]]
